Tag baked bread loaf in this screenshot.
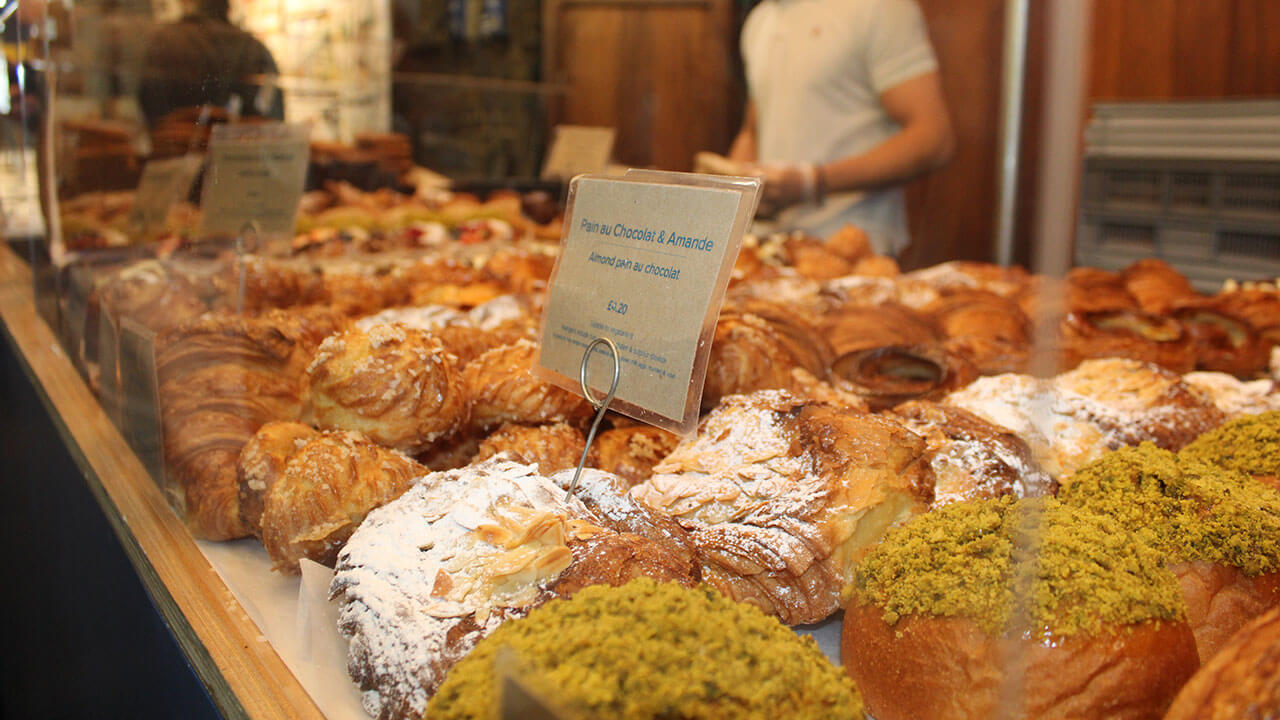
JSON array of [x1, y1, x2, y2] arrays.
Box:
[[428, 579, 866, 720], [246, 427, 425, 572], [632, 390, 927, 624], [305, 324, 468, 453], [1163, 604, 1280, 720], [844, 497, 1198, 720], [1060, 443, 1280, 661]]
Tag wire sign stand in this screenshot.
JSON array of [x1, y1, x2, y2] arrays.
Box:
[[566, 336, 621, 497]]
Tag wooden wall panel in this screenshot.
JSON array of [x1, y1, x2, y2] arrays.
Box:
[[544, 0, 740, 172], [1091, 0, 1280, 100]]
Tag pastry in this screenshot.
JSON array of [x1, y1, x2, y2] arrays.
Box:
[[471, 421, 586, 475], [890, 400, 1055, 507], [462, 339, 592, 431], [1060, 308, 1197, 373], [427, 579, 866, 720], [305, 324, 469, 453], [631, 390, 928, 624], [1180, 410, 1280, 490], [1065, 266, 1137, 312], [585, 424, 681, 486], [1163, 604, 1280, 720], [1122, 258, 1199, 314], [1212, 288, 1280, 348], [1059, 443, 1280, 662], [1182, 371, 1280, 418], [829, 344, 978, 412], [844, 497, 1198, 720], [254, 428, 424, 572], [925, 288, 1032, 375], [236, 421, 319, 537], [1171, 302, 1270, 376], [330, 459, 698, 720], [702, 298, 834, 411], [820, 301, 939, 357]]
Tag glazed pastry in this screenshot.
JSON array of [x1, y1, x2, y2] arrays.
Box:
[[1060, 444, 1280, 662], [471, 422, 586, 475], [1171, 302, 1270, 376], [428, 579, 866, 720], [158, 311, 320, 540], [1060, 308, 1197, 373], [463, 339, 592, 431], [236, 421, 319, 537], [701, 298, 834, 411], [1065, 266, 1137, 312], [890, 400, 1055, 507], [829, 344, 978, 412], [632, 390, 928, 624], [851, 254, 900, 277], [845, 497, 1198, 720], [925, 289, 1032, 375], [305, 324, 469, 453], [1122, 258, 1199, 314], [585, 424, 681, 486], [256, 428, 424, 572], [330, 459, 698, 720], [1163, 604, 1280, 720], [1212, 288, 1280, 348]]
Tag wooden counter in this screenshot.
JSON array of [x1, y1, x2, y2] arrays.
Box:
[[0, 242, 326, 720]]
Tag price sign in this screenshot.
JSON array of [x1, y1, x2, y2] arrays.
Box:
[[540, 125, 616, 182], [129, 154, 204, 238], [536, 171, 761, 435], [198, 123, 310, 237]]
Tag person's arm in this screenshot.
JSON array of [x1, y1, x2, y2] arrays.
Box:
[[761, 70, 954, 208], [727, 100, 759, 164]]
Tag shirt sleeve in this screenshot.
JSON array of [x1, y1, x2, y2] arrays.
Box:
[[865, 0, 939, 94]]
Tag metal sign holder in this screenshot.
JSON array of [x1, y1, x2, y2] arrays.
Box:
[[565, 336, 620, 497]]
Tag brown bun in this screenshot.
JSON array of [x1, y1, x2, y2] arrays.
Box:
[[843, 603, 1199, 720], [1170, 560, 1280, 663], [1163, 604, 1280, 720]]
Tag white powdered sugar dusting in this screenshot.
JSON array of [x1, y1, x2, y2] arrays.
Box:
[[356, 306, 467, 333], [330, 458, 592, 719], [1184, 371, 1280, 418]]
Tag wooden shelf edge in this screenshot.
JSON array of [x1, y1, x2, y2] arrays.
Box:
[[0, 245, 326, 720]]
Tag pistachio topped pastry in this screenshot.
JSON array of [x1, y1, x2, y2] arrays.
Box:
[[427, 578, 865, 720], [1179, 410, 1280, 488]]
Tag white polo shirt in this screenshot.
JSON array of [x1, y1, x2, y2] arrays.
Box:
[[742, 0, 937, 254]]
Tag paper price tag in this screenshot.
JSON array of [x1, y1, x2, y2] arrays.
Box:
[[128, 154, 204, 238], [536, 171, 761, 435], [198, 123, 310, 237], [540, 125, 616, 182]]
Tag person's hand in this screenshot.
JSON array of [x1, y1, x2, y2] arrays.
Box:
[[758, 163, 820, 217]]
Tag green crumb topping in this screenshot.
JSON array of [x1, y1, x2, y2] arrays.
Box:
[[426, 578, 864, 720], [852, 497, 1184, 638], [1180, 411, 1280, 479], [1060, 443, 1280, 576]]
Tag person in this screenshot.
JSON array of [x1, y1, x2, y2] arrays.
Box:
[[137, 0, 283, 127], [728, 0, 954, 256]]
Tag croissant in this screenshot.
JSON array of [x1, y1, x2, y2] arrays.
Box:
[[925, 289, 1031, 375], [1172, 302, 1270, 377], [632, 390, 928, 624], [256, 428, 424, 572], [1209, 288, 1280, 349], [586, 425, 681, 486], [463, 339, 592, 431], [1122, 258, 1199, 314], [1065, 267, 1137, 312], [305, 325, 469, 453], [237, 421, 320, 537], [820, 301, 939, 357], [472, 422, 586, 475], [702, 298, 834, 411]]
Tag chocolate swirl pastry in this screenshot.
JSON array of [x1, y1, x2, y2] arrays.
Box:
[[702, 298, 834, 411], [1172, 302, 1270, 376], [830, 344, 978, 412], [820, 301, 939, 357], [1060, 308, 1197, 373]]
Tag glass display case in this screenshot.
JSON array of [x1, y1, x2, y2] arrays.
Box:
[[3, 1, 1280, 719]]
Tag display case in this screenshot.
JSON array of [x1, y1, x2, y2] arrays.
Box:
[[5, 1, 1280, 719]]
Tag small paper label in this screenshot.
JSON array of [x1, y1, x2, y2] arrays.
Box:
[[129, 154, 204, 238], [537, 174, 758, 433], [540, 125, 615, 181], [118, 317, 166, 487], [198, 123, 311, 237]]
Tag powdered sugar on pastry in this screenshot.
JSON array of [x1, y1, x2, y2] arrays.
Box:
[[330, 458, 598, 720], [1184, 371, 1280, 418]]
